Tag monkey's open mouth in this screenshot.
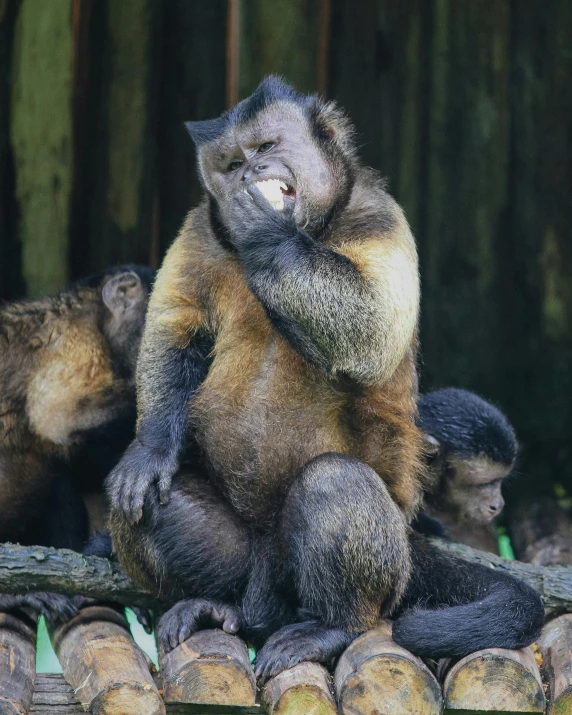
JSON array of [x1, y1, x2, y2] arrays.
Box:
[[255, 179, 296, 211]]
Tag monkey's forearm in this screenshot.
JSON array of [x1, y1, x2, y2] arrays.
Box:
[[135, 331, 213, 456], [238, 227, 395, 383]]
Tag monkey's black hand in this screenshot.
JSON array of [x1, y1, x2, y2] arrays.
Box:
[[0, 593, 79, 625], [106, 438, 179, 524], [157, 599, 242, 652], [228, 185, 297, 253]]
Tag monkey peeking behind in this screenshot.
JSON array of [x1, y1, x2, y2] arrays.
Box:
[[107, 77, 543, 679]]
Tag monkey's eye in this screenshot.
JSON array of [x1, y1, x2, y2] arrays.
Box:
[[227, 159, 243, 172], [258, 142, 274, 153]]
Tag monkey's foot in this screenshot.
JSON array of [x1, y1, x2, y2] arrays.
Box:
[[0, 593, 79, 625], [254, 621, 355, 681], [157, 598, 242, 652]]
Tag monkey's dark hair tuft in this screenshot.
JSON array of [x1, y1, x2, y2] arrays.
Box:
[[417, 387, 517, 465], [186, 76, 315, 147]]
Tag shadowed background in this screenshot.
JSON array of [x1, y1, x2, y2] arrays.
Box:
[[0, 0, 571, 496]]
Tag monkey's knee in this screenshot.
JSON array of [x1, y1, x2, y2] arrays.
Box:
[[281, 453, 411, 631], [110, 471, 251, 601]]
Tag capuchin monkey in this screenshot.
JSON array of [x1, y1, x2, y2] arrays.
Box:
[[413, 387, 518, 553], [0, 265, 154, 622], [107, 77, 543, 678]]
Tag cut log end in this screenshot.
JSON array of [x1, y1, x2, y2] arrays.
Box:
[[442, 646, 545, 713], [335, 620, 442, 715], [538, 614, 572, 714], [52, 605, 165, 715], [263, 662, 337, 715], [0, 614, 36, 715], [160, 629, 256, 706]]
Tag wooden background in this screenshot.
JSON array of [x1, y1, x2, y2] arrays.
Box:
[[0, 0, 571, 493]]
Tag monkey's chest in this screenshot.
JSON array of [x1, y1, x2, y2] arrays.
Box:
[[190, 335, 350, 524]]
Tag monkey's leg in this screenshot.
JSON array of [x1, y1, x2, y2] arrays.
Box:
[[255, 452, 410, 680], [110, 470, 252, 652]]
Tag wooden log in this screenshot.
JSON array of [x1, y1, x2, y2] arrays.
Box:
[[537, 614, 572, 714], [10, 0, 73, 296], [160, 629, 256, 707], [0, 543, 157, 610], [509, 496, 572, 567], [262, 662, 337, 715], [51, 605, 165, 715], [442, 647, 545, 713], [3, 540, 572, 615], [30, 674, 83, 714], [335, 620, 442, 715], [0, 613, 36, 715]]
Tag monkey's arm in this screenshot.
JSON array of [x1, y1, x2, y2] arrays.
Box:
[[107, 243, 212, 523], [232, 189, 419, 384]]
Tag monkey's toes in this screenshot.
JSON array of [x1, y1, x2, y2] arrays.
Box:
[[25, 593, 79, 624], [157, 599, 242, 652]]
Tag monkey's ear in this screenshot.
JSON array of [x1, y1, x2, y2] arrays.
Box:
[[185, 117, 227, 146], [102, 272, 144, 316], [422, 433, 442, 462]]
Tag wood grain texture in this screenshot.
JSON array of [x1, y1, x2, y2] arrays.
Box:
[[335, 620, 442, 715], [10, 0, 73, 296], [160, 629, 256, 707], [262, 662, 337, 715], [52, 605, 164, 715], [0, 614, 36, 715], [442, 647, 545, 713], [537, 614, 572, 715]]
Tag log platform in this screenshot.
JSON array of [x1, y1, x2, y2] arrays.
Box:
[[11, 615, 572, 713]]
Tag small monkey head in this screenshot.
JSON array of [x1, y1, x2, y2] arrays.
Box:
[[418, 387, 517, 525], [186, 76, 356, 237], [76, 265, 155, 377]]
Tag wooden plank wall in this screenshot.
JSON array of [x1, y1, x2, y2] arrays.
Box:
[[0, 0, 571, 492]]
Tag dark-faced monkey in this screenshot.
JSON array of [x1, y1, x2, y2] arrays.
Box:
[[414, 387, 517, 553], [0, 265, 154, 621], [107, 78, 543, 678]]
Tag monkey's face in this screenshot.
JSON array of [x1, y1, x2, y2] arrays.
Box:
[[443, 455, 512, 525], [197, 103, 350, 237]]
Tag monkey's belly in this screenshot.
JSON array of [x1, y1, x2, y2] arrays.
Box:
[[190, 355, 350, 524]]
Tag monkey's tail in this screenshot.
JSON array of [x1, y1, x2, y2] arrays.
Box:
[[391, 534, 544, 659]]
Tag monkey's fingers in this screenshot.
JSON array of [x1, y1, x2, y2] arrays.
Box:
[[157, 469, 174, 506], [132, 607, 153, 634]]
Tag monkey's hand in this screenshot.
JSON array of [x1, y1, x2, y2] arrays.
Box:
[[228, 185, 297, 253], [106, 438, 179, 524]]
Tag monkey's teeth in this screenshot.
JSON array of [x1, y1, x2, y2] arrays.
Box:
[[256, 179, 285, 211]]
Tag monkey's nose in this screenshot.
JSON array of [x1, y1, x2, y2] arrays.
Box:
[[254, 164, 268, 173]]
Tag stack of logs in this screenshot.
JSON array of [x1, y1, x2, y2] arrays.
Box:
[[2, 608, 572, 714]]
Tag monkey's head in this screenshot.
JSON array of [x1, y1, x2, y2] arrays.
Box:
[[418, 388, 518, 525], [185, 76, 356, 237], [75, 265, 155, 378]]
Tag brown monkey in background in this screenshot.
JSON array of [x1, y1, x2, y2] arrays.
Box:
[[0, 265, 154, 621], [413, 387, 518, 553], [107, 78, 543, 678]]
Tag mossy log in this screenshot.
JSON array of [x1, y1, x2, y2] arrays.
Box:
[[2, 541, 572, 614], [51, 605, 164, 715], [537, 614, 572, 715], [262, 662, 337, 715], [160, 629, 256, 707], [442, 647, 545, 713], [335, 620, 442, 715]]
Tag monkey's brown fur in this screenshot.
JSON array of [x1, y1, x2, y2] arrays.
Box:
[[110, 96, 424, 630], [0, 270, 150, 542]]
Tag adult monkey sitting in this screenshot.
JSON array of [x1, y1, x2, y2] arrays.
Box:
[[107, 77, 543, 678]]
